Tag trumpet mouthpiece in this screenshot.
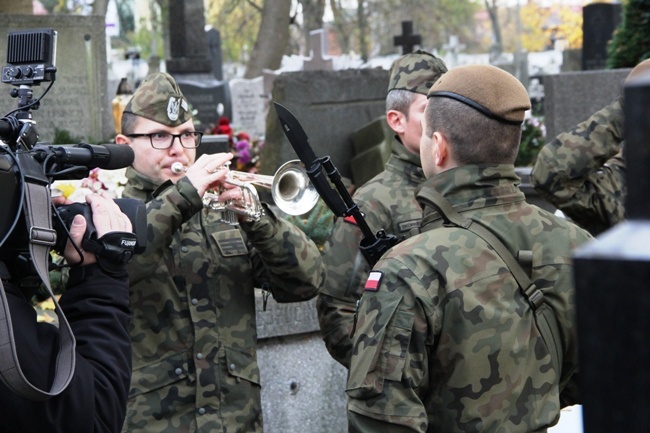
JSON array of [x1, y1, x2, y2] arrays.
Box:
[[171, 162, 187, 174]]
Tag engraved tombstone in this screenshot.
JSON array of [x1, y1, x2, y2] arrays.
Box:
[[229, 76, 267, 139]]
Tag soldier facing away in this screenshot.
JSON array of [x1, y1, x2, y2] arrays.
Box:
[[116, 72, 325, 433], [346, 65, 593, 432], [317, 51, 448, 368]]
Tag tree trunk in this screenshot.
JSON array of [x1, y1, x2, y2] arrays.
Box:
[[485, 0, 503, 61], [245, 0, 291, 78], [92, 0, 109, 16], [0, 0, 32, 14], [300, 0, 325, 48], [357, 1, 368, 62]]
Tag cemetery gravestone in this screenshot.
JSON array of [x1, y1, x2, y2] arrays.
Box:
[[229, 76, 267, 139], [582, 2, 622, 71], [166, 0, 211, 73], [165, 0, 231, 131], [262, 68, 389, 182], [544, 68, 630, 140], [0, 15, 114, 143]]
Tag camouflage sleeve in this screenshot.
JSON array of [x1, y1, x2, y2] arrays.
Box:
[[531, 99, 626, 234], [346, 256, 432, 433], [127, 177, 202, 284], [316, 216, 370, 368], [241, 204, 324, 303]]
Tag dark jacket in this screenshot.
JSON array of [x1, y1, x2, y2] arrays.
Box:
[[0, 263, 132, 433]]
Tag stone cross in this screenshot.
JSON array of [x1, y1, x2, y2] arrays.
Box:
[[303, 29, 333, 71], [393, 21, 421, 54], [443, 35, 466, 67]]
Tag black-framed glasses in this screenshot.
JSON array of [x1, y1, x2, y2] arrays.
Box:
[[126, 131, 203, 149]]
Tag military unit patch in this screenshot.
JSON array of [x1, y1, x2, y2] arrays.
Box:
[[212, 230, 248, 257], [364, 270, 383, 291]]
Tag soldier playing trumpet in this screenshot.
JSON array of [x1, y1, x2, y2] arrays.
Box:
[[115, 72, 325, 433]]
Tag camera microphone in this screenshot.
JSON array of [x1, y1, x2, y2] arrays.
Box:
[[33, 143, 134, 171]]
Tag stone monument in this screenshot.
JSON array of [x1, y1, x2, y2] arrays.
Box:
[[582, 2, 623, 71], [165, 0, 231, 130]]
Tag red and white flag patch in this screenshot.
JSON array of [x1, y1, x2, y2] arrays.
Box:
[[364, 271, 383, 292]]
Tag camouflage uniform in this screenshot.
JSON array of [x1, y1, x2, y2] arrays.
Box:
[[531, 99, 626, 235], [346, 165, 593, 433], [317, 140, 424, 368], [121, 167, 324, 433], [317, 51, 447, 369]]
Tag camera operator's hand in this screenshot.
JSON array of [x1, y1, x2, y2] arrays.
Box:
[[54, 193, 133, 266]]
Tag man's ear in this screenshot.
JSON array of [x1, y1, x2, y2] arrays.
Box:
[[433, 131, 449, 167], [386, 110, 405, 135], [115, 134, 130, 145]]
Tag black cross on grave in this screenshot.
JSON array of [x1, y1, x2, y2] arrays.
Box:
[[393, 21, 422, 54]]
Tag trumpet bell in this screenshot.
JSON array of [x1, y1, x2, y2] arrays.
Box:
[[272, 160, 320, 216]]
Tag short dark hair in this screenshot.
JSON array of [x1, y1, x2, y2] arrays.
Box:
[[386, 89, 418, 118], [425, 97, 522, 165], [120, 112, 139, 136]]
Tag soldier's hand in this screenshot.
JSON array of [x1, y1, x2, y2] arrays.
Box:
[[185, 152, 234, 197]]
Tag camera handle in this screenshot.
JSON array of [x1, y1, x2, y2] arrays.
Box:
[[0, 152, 76, 401]]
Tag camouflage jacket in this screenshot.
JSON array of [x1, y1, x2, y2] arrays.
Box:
[[121, 167, 324, 433], [317, 139, 425, 369], [531, 99, 626, 235], [346, 165, 592, 433]]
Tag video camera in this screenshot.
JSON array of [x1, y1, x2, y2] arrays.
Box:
[[0, 28, 146, 280]]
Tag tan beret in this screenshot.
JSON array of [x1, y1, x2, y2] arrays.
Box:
[[427, 64, 531, 125], [387, 50, 448, 95], [123, 72, 192, 127], [625, 58, 650, 84]]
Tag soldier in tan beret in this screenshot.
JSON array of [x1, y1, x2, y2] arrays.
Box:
[[317, 50, 447, 369], [115, 72, 325, 433], [346, 64, 593, 432], [532, 58, 650, 235]]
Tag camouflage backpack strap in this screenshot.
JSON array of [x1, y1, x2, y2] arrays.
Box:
[[417, 188, 563, 379]]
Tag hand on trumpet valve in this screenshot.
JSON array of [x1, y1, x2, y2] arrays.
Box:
[[184, 152, 234, 197]]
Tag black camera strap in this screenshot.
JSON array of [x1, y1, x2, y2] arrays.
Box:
[[0, 179, 76, 400]]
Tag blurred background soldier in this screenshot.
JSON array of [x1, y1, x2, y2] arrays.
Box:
[[532, 58, 650, 236], [317, 51, 447, 368]]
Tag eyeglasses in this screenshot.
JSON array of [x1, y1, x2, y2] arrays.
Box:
[[126, 131, 203, 149]]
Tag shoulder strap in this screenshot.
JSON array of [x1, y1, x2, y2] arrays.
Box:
[[417, 189, 563, 376], [0, 179, 76, 401]]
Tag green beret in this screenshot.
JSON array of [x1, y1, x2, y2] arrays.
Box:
[[123, 72, 192, 127], [387, 50, 448, 95], [428, 64, 531, 125]]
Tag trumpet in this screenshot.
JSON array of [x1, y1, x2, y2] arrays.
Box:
[[171, 160, 319, 224]]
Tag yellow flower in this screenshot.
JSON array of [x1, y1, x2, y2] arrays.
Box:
[[52, 182, 77, 198]]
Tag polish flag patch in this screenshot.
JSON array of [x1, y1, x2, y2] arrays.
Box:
[[364, 271, 383, 292]]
